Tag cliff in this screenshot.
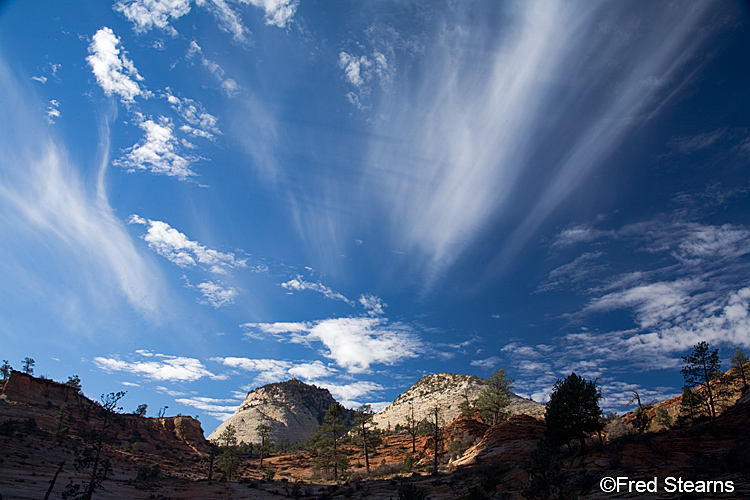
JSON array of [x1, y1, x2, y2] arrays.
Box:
[[208, 378, 355, 445]]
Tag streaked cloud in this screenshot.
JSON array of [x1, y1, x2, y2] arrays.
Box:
[[281, 276, 353, 305], [86, 27, 147, 102], [186, 40, 239, 96]]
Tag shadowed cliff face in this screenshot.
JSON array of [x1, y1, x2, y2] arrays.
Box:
[[208, 378, 355, 445]]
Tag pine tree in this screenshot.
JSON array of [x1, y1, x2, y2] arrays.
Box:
[[730, 347, 749, 391], [404, 403, 419, 453], [544, 373, 603, 454], [354, 404, 381, 473], [681, 341, 721, 422], [22, 357, 35, 375], [1, 360, 11, 380], [311, 403, 349, 480], [255, 423, 272, 468], [475, 369, 515, 425]]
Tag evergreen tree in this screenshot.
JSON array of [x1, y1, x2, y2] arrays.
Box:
[[353, 404, 381, 473], [255, 423, 272, 468], [22, 357, 35, 375], [730, 347, 749, 391], [677, 386, 701, 426], [544, 373, 603, 454], [66, 375, 82, 392], [63, 391, 126, 500], [475, 369, 514, 425], [681, 341, 721, 422], [214, 424, 240, 480], [1, 360, 11, 380], [311, 403, 349, 480]]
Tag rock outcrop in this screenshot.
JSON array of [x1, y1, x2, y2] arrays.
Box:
[[373, 373, 545, 431], [451, 414, 546, 466], [208, 378, 354, 445]]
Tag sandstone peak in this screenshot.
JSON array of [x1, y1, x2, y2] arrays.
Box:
[[208, 378, 354, 445], [373, 372, 545, 431]]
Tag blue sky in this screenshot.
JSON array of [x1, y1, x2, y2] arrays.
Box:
[[1, 0, 749, 430]]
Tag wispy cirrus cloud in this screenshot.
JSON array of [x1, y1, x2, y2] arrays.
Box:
[[281, 276, 353, 305], [0, 57, 161, 319], [186, 40, 239, 96], [86, 27, 148, 102]]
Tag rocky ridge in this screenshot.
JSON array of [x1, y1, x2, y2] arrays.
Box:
[[372, 373, 545, 431], [208, 378, 354, 445]]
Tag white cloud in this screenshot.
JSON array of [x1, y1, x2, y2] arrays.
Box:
[[241, 0, 298, 28], [212, 357, 337, 384], [322, 381, 384, 402], [197, 281, 238, 307], [164, 88, 220, 139], [175, 396, 241, 417], [245, 317, 422, 373], [287, 360, 334, 380], [470, 356, 501, 369], [359, 294, 386, 316], [199, 0, 250, 45], [94, 353, 222, 381], [129, 215, 247, 271], [45, 100, 61, 124], [114, 115, 198, 180], [32, 75, 47, 84], [281, 277, 353, 305], [114, 0, 192, 35], [186, 40, 239, 96], [86, 27, 146, 103], [0, 63, 160, 318]]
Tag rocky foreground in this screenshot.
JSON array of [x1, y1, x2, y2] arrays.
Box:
[[1, 371, 749, 499]]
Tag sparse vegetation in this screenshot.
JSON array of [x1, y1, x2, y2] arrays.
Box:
[[353, 404, 381, 473]]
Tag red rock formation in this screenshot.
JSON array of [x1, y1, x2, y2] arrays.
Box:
[[451, 414, 545, 466]]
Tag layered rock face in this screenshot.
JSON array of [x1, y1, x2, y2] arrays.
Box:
[[372, 373, 545, 431], [208, 378, 353, 445]]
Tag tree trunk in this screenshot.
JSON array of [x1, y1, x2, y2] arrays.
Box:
[[43, 461, 65, 500], [362, 421, 370, 473]]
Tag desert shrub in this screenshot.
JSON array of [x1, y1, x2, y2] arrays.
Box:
[[0, 419, 21, 436], [403, 453, 413, 472], [136, 464, 160, 481], [483, 462, 511, 492]]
